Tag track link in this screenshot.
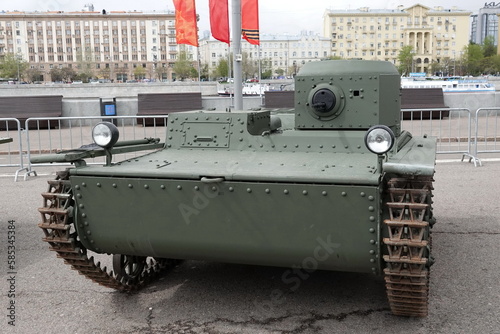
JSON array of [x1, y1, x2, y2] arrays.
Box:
[[383, 176, 434, 317], [38, 170, 177, 291]]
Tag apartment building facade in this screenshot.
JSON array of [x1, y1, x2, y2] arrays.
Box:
[[0, 8, 195, 82], [323, 4, 471, 74]]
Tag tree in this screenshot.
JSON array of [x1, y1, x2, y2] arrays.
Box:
[[155, 64, 169, 81], [189, 66, 198, 79], [76, 48, 94, 82], [49, 68, 63, 82], [397, 45, 414, 76], [133, 65, 146, 80], [173, 51, 195, 80], [199, 63, 209, 81], [462, 43, 484, 76], [241, 51, 257, 80], [482, 35, 497, 58], [25, 67, 43, 82], [429, 60, 442, 76], [211, 58, 229, 80], [480, 56, 497, 74], [99, 67, 111, 80], [0, 53, 28, 80], [260, 58, 272, 78], [261, 69, 272, 79], [61, 67, 77, 82]]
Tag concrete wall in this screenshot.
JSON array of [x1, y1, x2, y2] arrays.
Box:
[[0, 83, 267, 122], [62, 96, 263, 121], [443, 92, 499, 115], [3, 82, 500, 120], [0, 81, 218, 98]]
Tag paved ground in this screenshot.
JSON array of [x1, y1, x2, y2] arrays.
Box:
[[1, 159, 499, 334]]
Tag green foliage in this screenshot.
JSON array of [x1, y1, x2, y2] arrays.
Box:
[[25, 67, 43, 82], [189, 66, 198, 79], [155, 65, 169, 81], [173, 51, 195, 80], [199, 63, 209, 81], [241, 52, 257, 80], [133, 66, 146, 80], [462, 43, 484, 76], [261, 69, 272, 79], [482, 36, 497, 58], [75, 48, 94, 81], [0, 53, 28, 80], [211, 58, 229, 79], [49, 68, 63, 82], [397, 45, 414, 76]]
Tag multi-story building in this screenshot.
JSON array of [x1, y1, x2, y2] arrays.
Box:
[[199, 31, 331, 79], [471, 4, 500, 45], [0, 6, 197, 82], [323, 4, 471, 74]]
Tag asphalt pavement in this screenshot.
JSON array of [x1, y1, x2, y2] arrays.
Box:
[[0, 160, 499, 334]]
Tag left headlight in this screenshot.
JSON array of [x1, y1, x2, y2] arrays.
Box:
[[92, 122, 119, 148], [364, 125, 395, 154]]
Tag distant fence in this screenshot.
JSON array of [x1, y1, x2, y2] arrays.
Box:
[[400, 108, 480, 165], [0, 118, 29, 181], [1, 109, 499, 181], [24, 115, 169, 176], [473, 108, 500, 166]]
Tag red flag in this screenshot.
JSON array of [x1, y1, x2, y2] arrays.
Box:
[[209, 0, 230, 44], [241, 0, 259, 45], [172, 0, 199, 47]]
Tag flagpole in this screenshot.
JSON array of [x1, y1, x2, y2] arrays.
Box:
[[258, 44, 262, 106], [232, 0, 243, 110]]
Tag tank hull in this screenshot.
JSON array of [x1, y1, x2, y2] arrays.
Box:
[[73, 176, 382, 274]]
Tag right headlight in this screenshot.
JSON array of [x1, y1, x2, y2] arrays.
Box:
[[364, 125, 395, 154], [92, 122, 119, 148]]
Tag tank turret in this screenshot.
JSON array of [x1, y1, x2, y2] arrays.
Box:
[[294, 60, 401, 135]]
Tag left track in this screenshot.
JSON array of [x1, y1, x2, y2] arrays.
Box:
[[38, 170, 177, 291]]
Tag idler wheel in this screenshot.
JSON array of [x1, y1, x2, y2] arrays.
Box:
[[113, 254, 147, 283]]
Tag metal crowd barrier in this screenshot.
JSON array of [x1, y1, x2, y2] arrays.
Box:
[[0, 118, 30, 181], [473, 108, 500, 167], [400, 108, 480, 165], [2, 109, 499, 180], [24, 115, 168, 178]]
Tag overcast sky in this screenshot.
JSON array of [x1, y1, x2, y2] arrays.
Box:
[[5, 1, 480, 35]]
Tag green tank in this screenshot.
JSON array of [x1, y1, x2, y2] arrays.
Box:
[[33, 60, 436, 317]]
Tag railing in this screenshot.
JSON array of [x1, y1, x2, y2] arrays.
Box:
[[400, 108, 480, 165], [473, 108, 500, 167], [0, 118, 29, 181], [24, 115, 168, 178], [1, 109, 499, 181]]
